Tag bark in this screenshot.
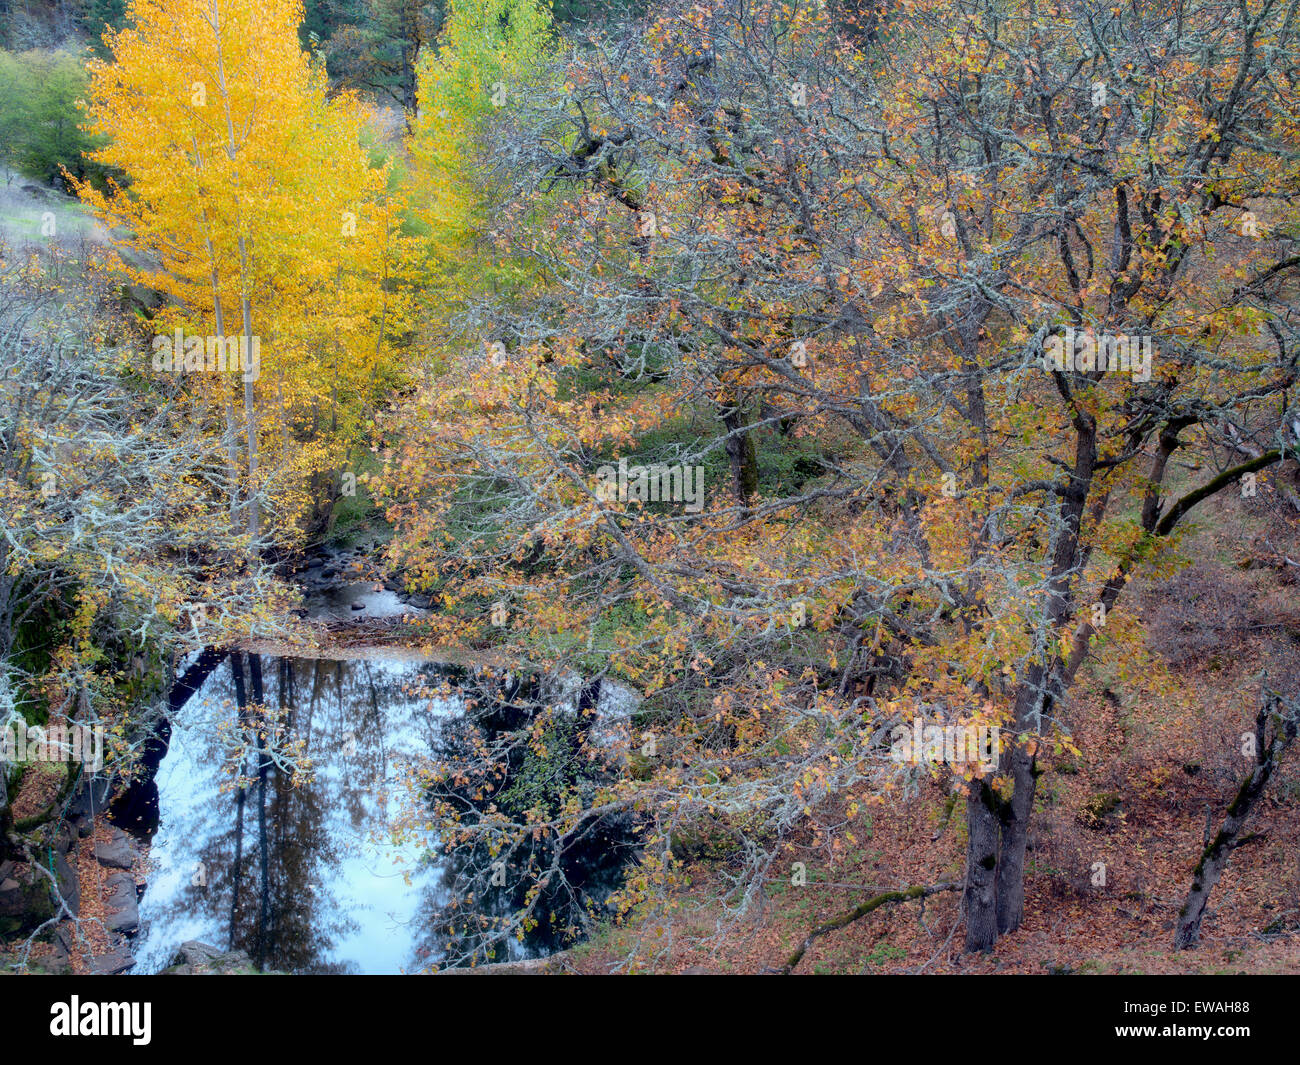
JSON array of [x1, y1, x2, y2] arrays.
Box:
[[996, 742, 1039, 934], [996, 669, 1048, 934], [720, 398, 758, 506], [210, 0, 260, 543], [964, 778, 1001, 952]]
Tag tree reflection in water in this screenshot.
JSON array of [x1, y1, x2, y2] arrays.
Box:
[[123, 651, 637, 973], [409, 669, 640, 968]]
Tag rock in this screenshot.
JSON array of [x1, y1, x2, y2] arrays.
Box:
[[0, 863, 56, 934], [55, 921, 78, 953], [0, 874, 25, 915], [93, 830, 137, 870], [438, 954, 566, 974], [53, 851, 79, 916], [34, 947, 72, 974], [66, 775, 112, 822], [50, 922, 129, 972], [89, 945, 136, 975], [350, 601, 366, 611], [163, 940, 258, 975], [102, 872, 139, 933], [119, 283, 166, 318], [170, 940, 225, 967]]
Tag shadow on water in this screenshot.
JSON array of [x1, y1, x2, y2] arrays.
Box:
[[120, 650, 637, 974]]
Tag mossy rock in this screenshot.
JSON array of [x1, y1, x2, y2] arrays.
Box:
[[0, 865, 57, 935]]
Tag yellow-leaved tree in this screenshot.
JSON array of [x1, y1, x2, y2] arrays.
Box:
[[77, 0, 407, 546]]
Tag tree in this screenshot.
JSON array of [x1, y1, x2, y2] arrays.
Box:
[[315, 0, 446, 114], [1174, 689, 1299, 949], [74, 0, 130, 57], [378, 0, 1300, 962], [77, 0, 406, 546], [0, 49, 109, 188], [0, 243, 283, 869], [0, 50, 31, 179], [402, 0, 551, 329]]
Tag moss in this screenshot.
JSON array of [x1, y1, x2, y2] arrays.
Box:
[[0, 870, 56, 935]]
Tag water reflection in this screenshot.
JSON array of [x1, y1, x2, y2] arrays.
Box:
[[127, 651, 635, 974]]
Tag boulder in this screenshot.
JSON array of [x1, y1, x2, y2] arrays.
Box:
[[53, 850, 79, 916], [89, 945, 136, 975], [33, 947, 72, 974], [65, 775, 113, 822], [0, 863, 56, 934], [93, 829, 137, 870], [102, 872, 139, 933], [119, 283, 166, 319], [55, 921, 78, 953], [163, 940, 259, 975]]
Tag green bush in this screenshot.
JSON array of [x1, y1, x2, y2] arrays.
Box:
[[0, 49, 113, 190]]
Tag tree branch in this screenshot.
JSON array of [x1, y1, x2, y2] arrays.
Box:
[[771, 882, 958, 975]]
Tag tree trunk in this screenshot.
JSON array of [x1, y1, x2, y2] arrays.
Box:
[[995, 670, 1047, 934], [996, 743, 1038, 934], [720, 398, 758, 506], [1175, 693, 1295, 949], [210, 1, 260, 543], [964, 778, 1001, 952]]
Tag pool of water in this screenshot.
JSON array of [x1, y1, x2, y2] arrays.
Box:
[[125, 651, 636, 974]]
